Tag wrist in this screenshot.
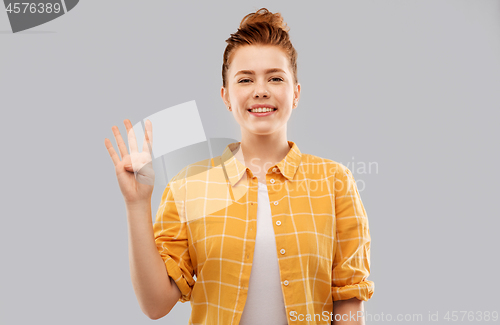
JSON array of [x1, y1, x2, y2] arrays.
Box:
[[125, 198, 151, 211]]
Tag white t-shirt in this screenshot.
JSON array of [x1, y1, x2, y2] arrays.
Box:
[[239, 181, 288, 325]]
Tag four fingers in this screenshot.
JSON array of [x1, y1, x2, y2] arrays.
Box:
[[105, 118, 154, 167]]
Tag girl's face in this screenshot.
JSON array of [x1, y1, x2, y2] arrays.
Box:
[[221, 45, 301, 136]]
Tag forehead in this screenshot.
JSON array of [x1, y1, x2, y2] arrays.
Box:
[[228, 45, 290, 74]]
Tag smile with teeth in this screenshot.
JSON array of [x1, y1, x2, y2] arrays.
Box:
[[248, 107, 277, 113]]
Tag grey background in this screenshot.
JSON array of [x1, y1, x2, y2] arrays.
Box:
[[1, 0, 499, 324]]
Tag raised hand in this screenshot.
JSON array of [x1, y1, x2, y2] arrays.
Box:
[[105, 119, 155, 205]]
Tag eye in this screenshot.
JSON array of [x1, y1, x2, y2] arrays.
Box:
[[238, 79, 251, 83], [271, 77, 284, 82]]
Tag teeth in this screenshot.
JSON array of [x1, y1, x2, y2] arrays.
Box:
[[250, 107, 275, 113]]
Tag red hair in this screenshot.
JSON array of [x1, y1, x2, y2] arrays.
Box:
[[222, 8, 298, 88]]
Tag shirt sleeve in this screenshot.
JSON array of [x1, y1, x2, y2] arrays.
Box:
[[153, 181, 195, 303], [332, 164, 374, 301]]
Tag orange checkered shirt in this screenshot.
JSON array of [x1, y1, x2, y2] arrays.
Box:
[[153, 141, 374, 324]]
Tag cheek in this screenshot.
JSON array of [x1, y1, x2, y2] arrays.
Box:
[[277, 88, 293, 101], [230, 88, 251, 101]]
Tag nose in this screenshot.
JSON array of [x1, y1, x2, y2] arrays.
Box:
[[253, 80, 270, 98]]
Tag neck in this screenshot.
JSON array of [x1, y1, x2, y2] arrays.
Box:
[[234, 127, 291, 174]]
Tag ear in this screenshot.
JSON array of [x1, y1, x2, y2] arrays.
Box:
[[221, 86, 230, 107], [293, 83, 301, 109]]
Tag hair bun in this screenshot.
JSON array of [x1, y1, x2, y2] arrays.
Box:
[[239, 8, 289, 32], [222, 7, 298, 88]]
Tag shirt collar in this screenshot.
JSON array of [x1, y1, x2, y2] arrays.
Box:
[[220, 140, 302, 187]]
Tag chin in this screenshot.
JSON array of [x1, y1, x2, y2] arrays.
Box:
[[249, 128, 278, 135]]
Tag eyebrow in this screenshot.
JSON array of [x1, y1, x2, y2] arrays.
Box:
[[234, 68, 286, 76]]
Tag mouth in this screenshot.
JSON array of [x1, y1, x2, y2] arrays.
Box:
[[247, 108, 277, 116], [247, 108, 277, 113]]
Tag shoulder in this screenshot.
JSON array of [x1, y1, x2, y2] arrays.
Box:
[[168, 154, 227, 191], [299, 153, 351, 178], [170, 156, 215, 182]]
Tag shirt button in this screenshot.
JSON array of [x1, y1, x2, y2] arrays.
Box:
[[270, 179, 275, 184], [283, 280, 289, 286], [280, 248, 286, 255], [274, 201, 278, 206], [272, 167, 278, 172], [276, 220, 281, 226]]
